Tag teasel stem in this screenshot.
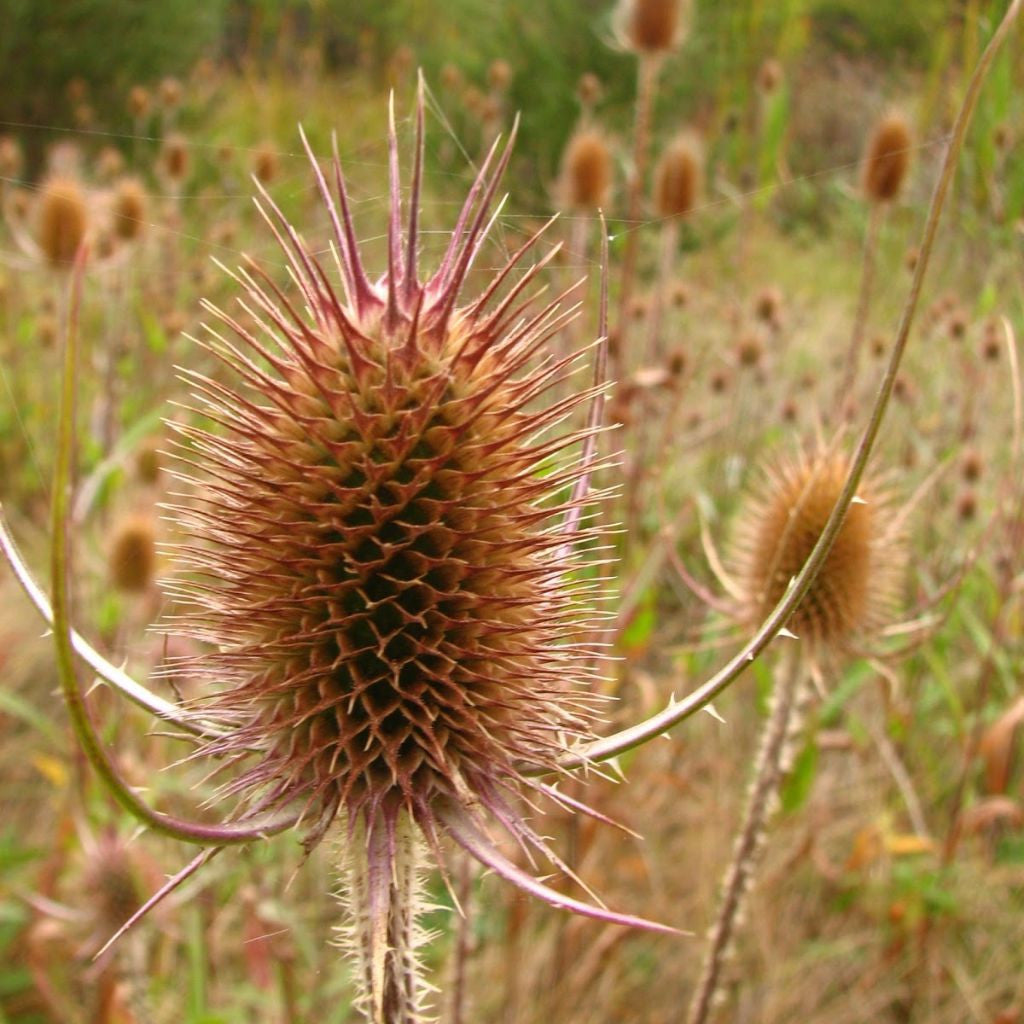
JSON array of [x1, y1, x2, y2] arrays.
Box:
[[646, 215, 679, 365], [449, 854, 474, 1024], [48, 246, 298, 847], [532, 0, 1023, 777], [617, 53, 661, 346], [837, 201, 885, 412], [686, 647, 808, 1024], [341, 814, 430, 1024]]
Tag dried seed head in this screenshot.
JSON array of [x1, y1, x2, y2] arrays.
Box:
[[653, 133, 702, 219], [757, 58, 783, 95], [96, 145, 125, 181], [80, 831, 146, 939], [960, 449, 983, 483], [127, 84, 151, 119], [36, 177, 88, 267], [0, 134, 23, 180], [136, 440, 162, 485], [159, 76, 183, 110], [559, 129, 613, 210], [112, 177, 147, 242], [862, 112, 912, 203], [735, 332, 763, 368], [252, 141, 279, 185], [488, 59, 512, 92], [577, 72, 602, 108], [440, 63, 463, 91], [161, 133, 190, 182], [731, 447, 904, 656], [754, 286, 783, 327], [616, 0, 690, 54], [109, 515, 158, 593]]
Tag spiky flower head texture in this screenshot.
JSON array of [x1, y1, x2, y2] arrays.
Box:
[[164, 92, 669, 975], [730, 445, 904, 659]]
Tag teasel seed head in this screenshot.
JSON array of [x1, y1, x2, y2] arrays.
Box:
[[160, 133, 190, 183], [615, 0, 690, 55], [0, 134, 23, 180], [559, 129, 613, 210], [730, 445, 904, 659], [36, 176, 89, 268], [162, 94, 674, 962], [757, 58, 783, 96], [109, 514, 158, 593], [127, 84, 151, 120], [653, 133, 702, 220], [252, 141, 279, 185], [861, 112, 912, 204], [111, 177, 148, 242]]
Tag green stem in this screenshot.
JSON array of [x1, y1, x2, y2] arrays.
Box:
[[536, 0, 1023, 776]]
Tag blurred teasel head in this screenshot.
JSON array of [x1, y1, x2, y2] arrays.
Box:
[[614, 0, 691, 55], [861, 111, 912, 204]]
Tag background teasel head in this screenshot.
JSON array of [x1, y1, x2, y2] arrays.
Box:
[[559, 128, 613, 210], [729, 444, 906, 662], [613, 0, 691, 55], [163, 87, 669, 1017], [861, 111, 913, 204]]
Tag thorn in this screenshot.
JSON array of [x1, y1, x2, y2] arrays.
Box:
[[745, 651, 756, 661], [778, 627, 799, 640], [851, 495, 868, 505], [703, 703, 726, 724]]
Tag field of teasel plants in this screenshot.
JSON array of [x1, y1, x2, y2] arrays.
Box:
[[0, 0, 1023, 1021]]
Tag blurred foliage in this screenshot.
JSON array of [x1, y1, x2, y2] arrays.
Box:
[[0, 0, 227, 168]]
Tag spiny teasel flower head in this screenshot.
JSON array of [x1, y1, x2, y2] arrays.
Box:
[[730, 445, 905, 659], [861, 112, 912, 204], [161, 91, 671, 959]]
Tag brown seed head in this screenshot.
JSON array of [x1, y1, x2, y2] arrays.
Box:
[[653, 133, 702, 219], [127, 84, 151, 119], [36, 177, 88, 267], [754, 285, 783, 326], [757, 58, 783, 95], [109, 515, 158, 593], [577, 72, 602, 108], [159, 76, 183, 109], [252, 141, 279, 185], [616, 0, 689, 54], [96, 145, 125, 181], [559, 130, 613, 210], [80, 832, 145, 938], [161, 133, 190, 182], [862, 112, 912, 203], [440, 64, 463, 91], [112, 177, 147, 241], [488, 59, 512, 92], [0, 134, 24, 179], [735, 332, 763, 368], [731, 447, 903, 656], [136, 440, 162, 484]]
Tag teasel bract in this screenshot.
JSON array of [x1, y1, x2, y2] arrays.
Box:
[[162, 85, 675, 1021]]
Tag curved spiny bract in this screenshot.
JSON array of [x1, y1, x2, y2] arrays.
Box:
[[161, 91, 670, 994]]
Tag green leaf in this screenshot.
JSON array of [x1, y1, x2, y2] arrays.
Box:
[[781, 736, 819, 813]]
